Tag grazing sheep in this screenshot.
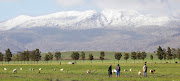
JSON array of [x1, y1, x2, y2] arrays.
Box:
[[129, 69, 132, 71], [175, 62, 178, 64], [53, 69, 56, 71], [4, 68, 7, 71], [166, 62, 168, 64], [150, 69, 155, 74], [112, 69, 117, 73], [29, 68, 34, 71], [12, 69, 17, 73], [138, 71, 141, 76], [87, 70, 91, 74], [68, 62, 74, 64], [39, 68, 42, 71], [20, 68, 22, 70], [60, 68, 64, 71], [124, 69, 128, 72]]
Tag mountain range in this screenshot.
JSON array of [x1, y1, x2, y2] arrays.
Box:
[[0, 10, 180, 53]]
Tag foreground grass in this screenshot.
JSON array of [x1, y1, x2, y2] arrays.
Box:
[[0, 63, 180, 81]]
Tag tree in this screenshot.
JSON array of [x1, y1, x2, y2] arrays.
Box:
[[172, 48, 177, 62], [35, 49, 41, 63], [167, 47, 173, 63], [44, 54, 50, 63], [114, 52, 122, 63], [141, 52, 147, 62], [0, 52, 3, 64], [124, 53, 129, 63], [71, 52, 79, 63], [48, 52, 53, 62], [131, 52, 137, 63], [15, 54, 20, 61], [55, 52, 61, 62], [99, 51, 105, 63], [30, 50, 36, 63], [24, 50, 30, 63], [88, 54, 94, 63], [176, 48, 180, 63], [12, 55, 16, 64], [4, 48, 12, 64], [80, 51, 85, 63], [20, 52, 26, 63], [156, 46, 163, 63], [136, 52, 141, 63], [150, 55, 153, 63], [163, 48, 167, 62]]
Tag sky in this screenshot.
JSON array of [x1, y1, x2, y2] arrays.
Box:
[[0, 0, 180, 22]]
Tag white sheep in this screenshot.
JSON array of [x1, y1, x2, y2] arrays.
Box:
[[112, 69, 117, 73], [29, 68, 34, 71], [4, 68, 7, 71], [124, 69, 128, 72], [20, 68, 22, 70], [130, 69, 132, 71], [87, 70, 91, 74], [39, 68, 42, 71], [138, 71, 141, 76], [60, 68, 63, 71], [13, 69, 17, 73], [53, 69, 56, 71]]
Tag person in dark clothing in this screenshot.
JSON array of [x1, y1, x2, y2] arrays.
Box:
[[116, 64, 120, 78], [108, 65, 112, 77], [143, 64, 147, 77]]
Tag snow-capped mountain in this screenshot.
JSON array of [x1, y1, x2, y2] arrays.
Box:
[[0, 10, 180, 53], [0, 10, 174, 30]]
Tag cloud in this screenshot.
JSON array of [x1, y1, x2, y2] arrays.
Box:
[[56, 0, 85, 7], [94, 0, 180, 16]]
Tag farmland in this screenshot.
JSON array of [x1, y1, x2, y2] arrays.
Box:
[[0, 51, 180, 81], [0, 63, 180, 81]]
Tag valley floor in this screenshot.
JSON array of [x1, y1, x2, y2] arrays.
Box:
[[0, 62, 180, 81]]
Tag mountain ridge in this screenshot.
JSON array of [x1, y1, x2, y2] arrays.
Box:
[[0, 10, 180, 53], [0, 10, 176, 31]]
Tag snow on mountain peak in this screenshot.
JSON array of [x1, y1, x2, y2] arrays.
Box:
[[0, 10, 174, 30]]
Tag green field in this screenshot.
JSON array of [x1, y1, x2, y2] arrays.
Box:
[[0, 51, 180, 81], [0, 63, 180, 81]]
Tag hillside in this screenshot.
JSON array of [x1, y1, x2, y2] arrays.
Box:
[[0, 10, 180, 53]]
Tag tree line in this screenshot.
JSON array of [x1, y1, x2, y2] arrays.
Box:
[[70, 51, 147, 63], [0, 46, 180, 64], [156, 46, 180, 63], [0, 48, 41, 64]]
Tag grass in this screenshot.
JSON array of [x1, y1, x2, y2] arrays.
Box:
[[0, 51, 179, 81], [0, 63, 180, 81]]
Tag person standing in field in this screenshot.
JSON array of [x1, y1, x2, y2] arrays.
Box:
[[108, 65, 112, 77], [143, 64, 147, 77], [116, 64, 120, 78]]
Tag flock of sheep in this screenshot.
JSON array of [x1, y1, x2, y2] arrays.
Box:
[[3, 67, 155, 76], [3, 68, 66, 74]]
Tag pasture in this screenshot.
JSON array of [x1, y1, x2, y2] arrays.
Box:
[[0, 63, 180, 81], [1, 51, 180, 81]]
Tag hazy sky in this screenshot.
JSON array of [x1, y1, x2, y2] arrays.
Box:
[[0, 0, 180, 22]]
